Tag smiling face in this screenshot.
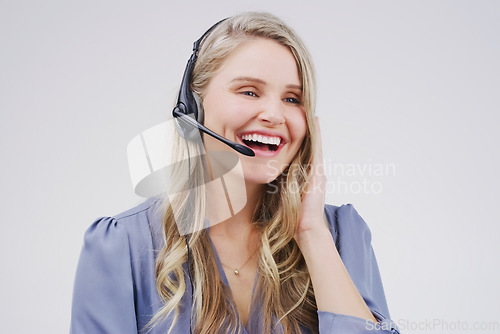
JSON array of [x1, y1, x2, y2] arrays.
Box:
[[201, 38, 308, 185]]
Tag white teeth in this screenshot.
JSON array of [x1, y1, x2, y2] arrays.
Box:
[[242, 133, 282, 146]]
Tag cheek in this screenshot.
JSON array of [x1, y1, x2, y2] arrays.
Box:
[[289, 112, 308, 146], [203, 94, 254, 130]]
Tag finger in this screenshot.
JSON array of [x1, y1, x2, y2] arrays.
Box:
[[314, 117, 325, 175]]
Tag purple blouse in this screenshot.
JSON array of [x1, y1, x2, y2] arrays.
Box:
[[70, 197, 400, 333]]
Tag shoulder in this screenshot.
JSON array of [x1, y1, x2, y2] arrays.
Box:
[[323, 203, 372, 253], [82, 196, 164, 254], [72, 198, 165, 332]]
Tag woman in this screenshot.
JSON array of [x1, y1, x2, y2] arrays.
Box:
[[71, 12, 400, 334]]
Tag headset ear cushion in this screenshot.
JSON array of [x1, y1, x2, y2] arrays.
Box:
[[193, 92, 204, 124]]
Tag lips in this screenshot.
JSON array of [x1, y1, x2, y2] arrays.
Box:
[[237, 130, 287, 156]]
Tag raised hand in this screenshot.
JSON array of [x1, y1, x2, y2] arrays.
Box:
[[295, 117, 328, 241]]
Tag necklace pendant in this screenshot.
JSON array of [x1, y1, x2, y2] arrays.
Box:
[[234, 269, 239, 275]]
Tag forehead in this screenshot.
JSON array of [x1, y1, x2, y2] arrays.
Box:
[[215, 38, 301, 86]]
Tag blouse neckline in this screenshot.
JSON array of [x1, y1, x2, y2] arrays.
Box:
[[207, 230, 260, 332]]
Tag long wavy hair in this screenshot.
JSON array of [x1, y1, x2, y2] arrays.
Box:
[[149, 12, 319, 334]]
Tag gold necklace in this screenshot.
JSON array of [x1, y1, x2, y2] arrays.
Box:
[[220, 248, 259, 276]]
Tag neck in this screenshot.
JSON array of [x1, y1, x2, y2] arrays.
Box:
[[203, 149, 265, 242], [208, 180, 263, 243]]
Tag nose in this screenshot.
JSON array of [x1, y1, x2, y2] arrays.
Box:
[[257, 99, 285, 126]]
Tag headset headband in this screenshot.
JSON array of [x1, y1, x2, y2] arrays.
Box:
[[173, 19, 228, 138]]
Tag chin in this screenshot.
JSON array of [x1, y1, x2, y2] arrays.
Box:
[[248, 176, 279, 185], [242, 165, 281, 186], [244, 173, 279, 186]]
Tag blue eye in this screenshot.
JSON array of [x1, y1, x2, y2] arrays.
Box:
[[242, 91, 258, 97], [285, 97, 301, 104]]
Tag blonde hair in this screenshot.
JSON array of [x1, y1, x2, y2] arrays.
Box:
[[149, 12, 319, 333]]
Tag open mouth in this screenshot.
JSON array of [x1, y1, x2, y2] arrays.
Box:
[[240, 133, 284, 152]]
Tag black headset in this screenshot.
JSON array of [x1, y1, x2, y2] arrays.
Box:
[[172, 19, 255, 157]]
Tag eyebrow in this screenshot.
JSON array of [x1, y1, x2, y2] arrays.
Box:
[[229, 76, 303, 91]]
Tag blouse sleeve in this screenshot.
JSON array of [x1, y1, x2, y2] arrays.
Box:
[[70, 217, 138, 334], [317, 204, 400, 333]]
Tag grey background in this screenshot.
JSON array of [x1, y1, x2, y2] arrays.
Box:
[[1, 1, 499, 333]]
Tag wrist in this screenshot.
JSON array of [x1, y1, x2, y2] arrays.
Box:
[[294, 225, 332, 250]]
